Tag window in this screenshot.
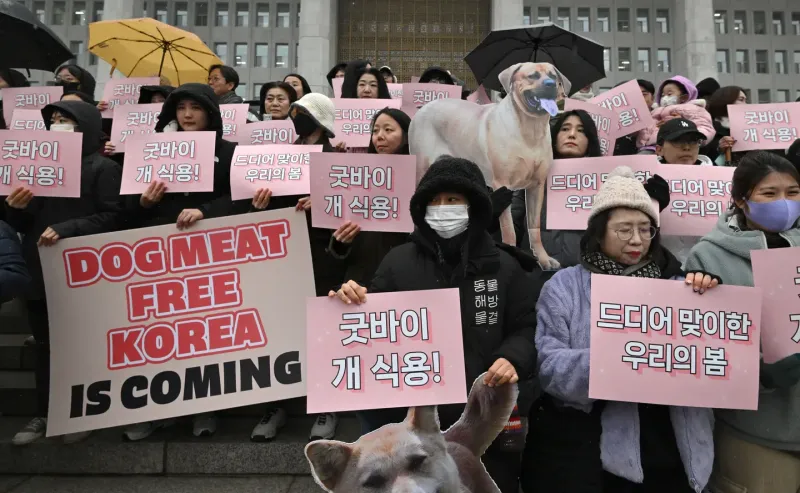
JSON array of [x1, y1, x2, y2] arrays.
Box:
[[236, 3, 249, 26], [277, 3, 290, 27], [776, 90, 790, 102], [656, 9, 669, 33], [577, 8, 590, 32], [71, 1, 86, 25], [716, 50, 730, 73], [775, 50, 788, 74], [195, 2, 208, 26], [617, 47, 631, 72], [295, 43, 299, 68], [52, 1, 65, 24], [617, 8, 630, 32], [69, 41, 84, 63], [714, 10, 726, 34], [142, 1, 149, 17], [734, 11, 747, 33], [91, 1, 103, 21], [537, 7, 550, 24], [174, 2, 187, 27], [758, 89, 771, 103], [234, 43, 248, 66], [793, 13, 800, 35], [773, 12, 784, 35], [637, 48, 650, 72], [637, 9, 649, 33], [253, 84, 263, 100], [33, 1, 45, 23], [603, 47, 611, 72], [742, 89, 751, 101], [597, 8, 610, 32], [736, 50, 749, 73], [754, 11, 766, 34], [756, 49, 769, 73], [216, 2, 229, 27], [154, 2, 167, 23], [214, 43, 228, 64], [254, 43, 268, 67], [89, 53, 97, 66], [523, 7, 531, 25], [235, 83, 247, 99], [657, 49, 670, 72], [256, 3, 269, 27], [795, 51, 800, 74], [275, 44, 289, 67], [556, 8, 569, 30], [296, 3, 300, 28]]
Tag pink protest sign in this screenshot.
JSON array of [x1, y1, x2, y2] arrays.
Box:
[[660, 165, 734, 236], [220, 104, 249, 139], [588, 80, 654, 136], [467, 85, 492, 105], [410, 76, 420, 83], [9, 109, 46, 131], [728, 103, 800, 152], [1, 86, 63, 126], [332, 77, 344, 98], [305, 288, 467, 413], [332, 98, 402, 148], [0, 130, 83, 197], [388, 83, 403, 99], [310, 153, 416, 232], [100, 77, 160, 118], [109, 103, 162, 152], [230, 144, 322, 200], [589, 274, 761, 410], [751, 247, 800, 364], [120, 131, 216, 195], [564, 98, 617, 156], [401, 83, 462, 117], [233, 120, 296, 145]]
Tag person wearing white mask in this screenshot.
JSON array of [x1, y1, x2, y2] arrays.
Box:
[[329, 155, 541, 493]]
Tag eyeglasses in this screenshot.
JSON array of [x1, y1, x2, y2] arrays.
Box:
[[614, 226, 657, 241], [208, 77, 224, 84]]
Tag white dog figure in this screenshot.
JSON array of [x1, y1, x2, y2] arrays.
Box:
[[409, 62, 570, 269]]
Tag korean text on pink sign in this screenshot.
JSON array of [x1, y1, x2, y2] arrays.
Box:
[[310, 153, 416, 233], [109, 103, 162, 152], [305, 289, 467, 414], [752, 247, 800, 364], [1, 86, 63, 126], [564, 98, 617, 156], [100, 77, 160, 118], [9, 109, 46, 131], [220, 104, 249, 139], [728, 102, 800, 152], [120, 131, 216, 195], [0, 130, 83, 197], [588, 80, 654, 136], [332, 98, 402, 148], [229, 144, 322, 200], [401, 83, 462, 117], [589, 275, 761, 410], [233, 120, 296, 146]]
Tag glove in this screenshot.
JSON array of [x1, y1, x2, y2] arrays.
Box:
[[644, 174, 670, 212]]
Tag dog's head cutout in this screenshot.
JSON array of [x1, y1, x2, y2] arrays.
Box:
[[498, 62, 571, 118]]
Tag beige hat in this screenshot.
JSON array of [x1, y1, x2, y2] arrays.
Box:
[[291, 93, 336, 138], [589, 166, 660, 227]]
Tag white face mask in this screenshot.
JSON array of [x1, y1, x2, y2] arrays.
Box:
[[425, 205, 469, 239], [50, 123, 75, 132], [660, 95, 679, 107]]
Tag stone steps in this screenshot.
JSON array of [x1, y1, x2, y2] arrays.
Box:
[[0, 475, 321, 493]]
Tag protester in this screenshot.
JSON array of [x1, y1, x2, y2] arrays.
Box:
[[341, 66, 391, 99], [54, 64, 96, 98], [340, 59, 371, 93], [137, 85, 174, 104], [258, 81, 296, 120], [695, 77, 720, 101], [614, 79, 656, 156], [702, 86, 748, 166], [283, 73, 311, 99], [571, 85, 595, 102], [329, 155, 540, 493], [418, 66, 456, 84], [378, 65, 397, 84], [684, 151, 800, 493], [326, 62, 347, 88], [0, 69, 30, 130], [207, 64, 243, 104], [525, 166, 719, 493], [6, 100, 123, 446], [787, 139, 800, 175], [0, 220, 30, 303]]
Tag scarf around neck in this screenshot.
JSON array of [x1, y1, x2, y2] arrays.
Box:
[[581, 251, 662, 278]]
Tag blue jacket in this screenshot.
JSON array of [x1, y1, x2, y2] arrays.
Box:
[[0, 220, 30, 303]]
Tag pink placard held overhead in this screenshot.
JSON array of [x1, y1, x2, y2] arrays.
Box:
[[233, 120, 296, 145], [401, 83, 462, 117], [310, 153, 416, 232], [0, 130, 83, 197], [305, 289, 467, 414], [588, 80, 654, 137], [1, 86, 63, 126], [120, 131, 217, 195], [229, 144, 322, 200], [332, 98, 402, 148], [100, 77, 160, 118], [564, 98, 617, 156], [332, 77, 344, 98], [220, 104, 249, 140], [728, 103, 800, 152], [467, 85, 492, 105], [589, 275, 762, 410], [387, 83, 403, 100], [751, 247, 800, 364], [9, 109, 46, 131], [109, 103, 162, 152]]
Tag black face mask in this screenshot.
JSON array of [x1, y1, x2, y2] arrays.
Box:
[[292, 113, 319, 138], [55, 80, 81, 92]]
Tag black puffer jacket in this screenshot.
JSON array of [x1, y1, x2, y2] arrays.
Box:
[[4, 101, 123, 299], [127, 83, 237, 228], [369, 157, 541, 417]]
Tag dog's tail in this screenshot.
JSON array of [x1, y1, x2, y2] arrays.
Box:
[[443, 372, 518, 456]]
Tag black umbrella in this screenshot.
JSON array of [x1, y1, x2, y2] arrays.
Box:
[[0, 0, 74, 71], [465, 22, 605, 95]]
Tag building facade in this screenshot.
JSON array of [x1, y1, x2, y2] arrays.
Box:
[[15, 0, 800, 102]]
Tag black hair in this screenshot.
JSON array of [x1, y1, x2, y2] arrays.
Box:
[[367, 108, 411, 155], [550, 110, 603, 159], [707, 86, 745, 120], [60, 90, 96, 105], [283, 73, 312, 98], [341, 66, 391, 99], [731, 151, 800, 225], [0, 69, 30, 88], [580, 209, 663, 261], [259, 81, 297, 120], [636, 79, 655, 95], [55, 64, 96, 97], [662, 80, 688, 96], [208, 64, 240, 90], [327, 63, 348, 87]]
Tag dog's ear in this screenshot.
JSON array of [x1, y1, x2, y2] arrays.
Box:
[[405, 405, 441, 434], [305, 440, 354, 492], [498, 63, 523, 94], [548, 63, 572, 97]]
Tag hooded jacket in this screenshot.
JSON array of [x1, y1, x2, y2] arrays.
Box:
[[137, 85, 175, 104], [55, 64, 96, 98], [127, 83, 237, 228], [368, 157, 541, 419], [684, 211, 800, 452], [4, 101, 123, 300], [0, 220, 30, 303], [326, 63, 347, 88], [637, 76, 715, 149]]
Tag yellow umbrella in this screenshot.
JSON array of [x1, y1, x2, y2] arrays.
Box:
[[88, 18, 222, 86]]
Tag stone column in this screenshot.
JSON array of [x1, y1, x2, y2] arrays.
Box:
[[93, 0, 136, 98], [298, 0, 336, 95], [675, 0, 717, 83], [491, 0, 523, 31]]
